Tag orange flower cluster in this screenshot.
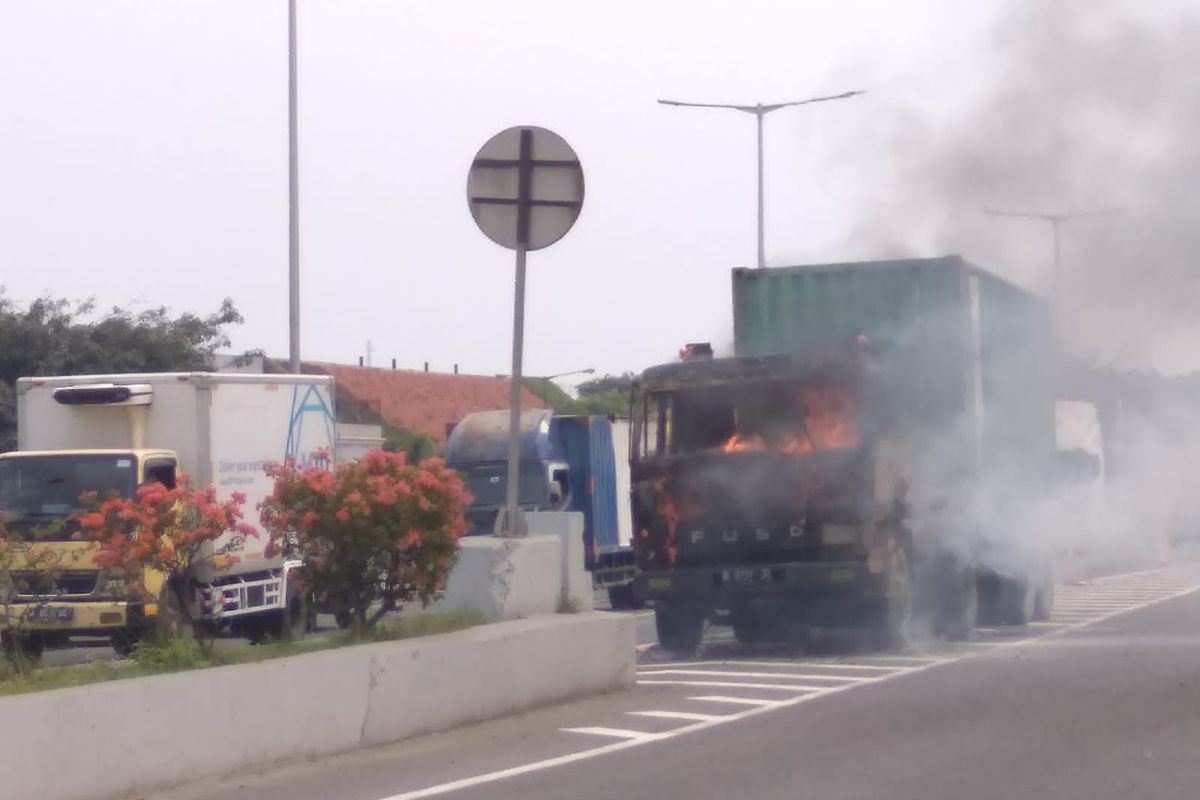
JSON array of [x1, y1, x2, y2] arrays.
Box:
[[259, 449, 471, 630], [73, 477, 256, 599]]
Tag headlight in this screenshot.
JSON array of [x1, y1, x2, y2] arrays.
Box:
[[821, 525, 860, 546]]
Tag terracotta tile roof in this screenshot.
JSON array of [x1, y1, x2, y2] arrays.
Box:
[[311, 363, 546, 444]]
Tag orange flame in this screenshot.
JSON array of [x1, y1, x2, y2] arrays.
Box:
[[654, 477, 679, 564], [719, 385, 858, 454]]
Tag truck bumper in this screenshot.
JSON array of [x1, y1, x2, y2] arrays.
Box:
[[1, 600, 148, 636], [635, 560, 888, 618]]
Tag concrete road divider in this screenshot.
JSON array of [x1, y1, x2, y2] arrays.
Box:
[[0, 612, 635, 800]]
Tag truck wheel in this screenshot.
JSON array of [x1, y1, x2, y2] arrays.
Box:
[[1, 631, 45, 663], [876, 545, 914, 650], [1033, 577, 1055, 622], [998, 577, 1037, 625], [655, 604, 703, 656], [940, 564, 978, 642], [110, 629, 144, 658], [607, 584, 642, 611], [255, 594, 309, 644], [731, 608, 766, 644]]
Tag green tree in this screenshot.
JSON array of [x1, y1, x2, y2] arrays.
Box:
[[0, 294, 244, 449], [533, 372, 637, 417]]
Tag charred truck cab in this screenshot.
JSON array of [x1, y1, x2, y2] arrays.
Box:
[[631, 347, 933, 652], [634, 257, 1057, 654]]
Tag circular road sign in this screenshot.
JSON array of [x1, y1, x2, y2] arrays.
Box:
[[467, 126, 584, 252]]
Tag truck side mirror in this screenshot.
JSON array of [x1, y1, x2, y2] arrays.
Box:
[[550, 468, 570, 508]]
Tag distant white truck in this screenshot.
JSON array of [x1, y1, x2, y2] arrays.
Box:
[[1055, 399, 1107, 568], [0, 373, 336, 655]]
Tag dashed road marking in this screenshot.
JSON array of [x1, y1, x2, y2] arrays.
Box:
[[638, 679, 827, 692], [379, 566, 1200, 800], [637, 668, 873, 683], [688, 695, 783, 707], [626, 710, 724, 722], [561, 727, 664, 741]]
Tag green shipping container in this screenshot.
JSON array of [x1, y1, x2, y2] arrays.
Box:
[[732, 256, 1055, 484]]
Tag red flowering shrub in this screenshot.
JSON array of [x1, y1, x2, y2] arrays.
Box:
[[260, 449, 470, 630], [74, 478, 256, 636]]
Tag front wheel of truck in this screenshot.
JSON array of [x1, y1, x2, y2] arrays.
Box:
[[939, 563, 978, 642], [875, 544, 915, 650], [655, 603, 703, 656], [607, 584, 643, 611], [1, 631, 45, 663]]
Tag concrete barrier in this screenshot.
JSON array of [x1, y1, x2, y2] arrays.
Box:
[[527, 511, 595, 613], [0, 613, 635, 800], [436, 534, 563, 619]]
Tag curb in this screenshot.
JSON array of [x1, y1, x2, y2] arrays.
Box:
[[0, 613, 635, 800]]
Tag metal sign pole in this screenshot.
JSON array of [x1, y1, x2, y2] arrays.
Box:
[[465, 124, 584, 537], [503, 243, 528, 536]]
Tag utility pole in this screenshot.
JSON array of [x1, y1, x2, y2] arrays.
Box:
[[985, 207, 1124, 351], [658, 90, 864, 269], [287, 0, 301, 373]]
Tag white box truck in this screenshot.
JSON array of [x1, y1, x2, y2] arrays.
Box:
[[0, 372, 336, 655]]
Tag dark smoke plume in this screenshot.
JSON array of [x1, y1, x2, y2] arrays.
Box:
[[847, 0, 1200, 373]]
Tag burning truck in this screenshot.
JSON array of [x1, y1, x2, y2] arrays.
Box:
[[631, 257, 1057, 653]]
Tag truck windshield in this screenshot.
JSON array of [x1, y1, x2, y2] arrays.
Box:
[[0, 455, 138, 532], [457, 462, 548, 508], [638, 379, 859, 458]]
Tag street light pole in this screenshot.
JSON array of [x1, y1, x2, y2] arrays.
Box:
[[755, 105, 765, 270], [658, 90, 864, 269], [287, 0, 301, 374], [985, 207, 1124, 352], [540, 368, 596, 407]]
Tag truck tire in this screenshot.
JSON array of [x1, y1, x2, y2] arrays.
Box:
[[875, 544, 914, 650], [1033, 577, 1055, 622], [998, 576, 1037, 625], [655, 604, 703, 656], [1, 631, 45, 663], [252, 593, 309, 644], [939, 564, 978, 642], [110, 628, 144, 658], [607, 584, 643, 611], [731, 608, 767, 644]]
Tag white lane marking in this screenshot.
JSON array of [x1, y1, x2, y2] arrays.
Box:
[[379, 572, 1200, 800], [626, 710, 723, 722], [845, 655, 948, 664], [1028, 622, 1069, 628], [786, 661, 908, 672], [638, 668, 872, 683], [638, 679, 827, 692], [688, 695, 784, 707], [560, 727, 663, 741], [639, 659, 910, 672]]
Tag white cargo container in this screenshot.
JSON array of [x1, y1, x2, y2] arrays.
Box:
[[1, 373, 336, 649]]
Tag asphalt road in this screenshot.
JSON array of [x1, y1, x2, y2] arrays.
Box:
[[158, 564, 1200, 800]]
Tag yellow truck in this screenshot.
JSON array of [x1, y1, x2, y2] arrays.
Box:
[[0, 373, 336, 657]]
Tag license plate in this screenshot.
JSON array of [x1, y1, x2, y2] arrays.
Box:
[[648, 577, 672, 591], [27, 606, 74, 624], [724, 567, 770, 586]]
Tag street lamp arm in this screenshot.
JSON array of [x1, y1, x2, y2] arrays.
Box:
[[768, 89, 866, 110], [657, 99, 759, 111]]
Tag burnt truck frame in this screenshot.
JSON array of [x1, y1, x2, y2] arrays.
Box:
[[630, 345, 1054, 655]]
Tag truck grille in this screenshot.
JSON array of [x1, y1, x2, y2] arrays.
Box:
[[11, 569, 100, 597]]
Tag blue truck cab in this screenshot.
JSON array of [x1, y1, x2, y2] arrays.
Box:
[[445, 409, 638, 607]]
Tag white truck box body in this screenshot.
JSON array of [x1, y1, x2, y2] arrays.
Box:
[[16, 373, 336, 561]]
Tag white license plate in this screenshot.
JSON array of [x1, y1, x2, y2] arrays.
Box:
[[28, 606, 74, 623], [724, 568, 770, 586]]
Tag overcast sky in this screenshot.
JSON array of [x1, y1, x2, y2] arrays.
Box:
[[2, 1, 1194, 383]]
